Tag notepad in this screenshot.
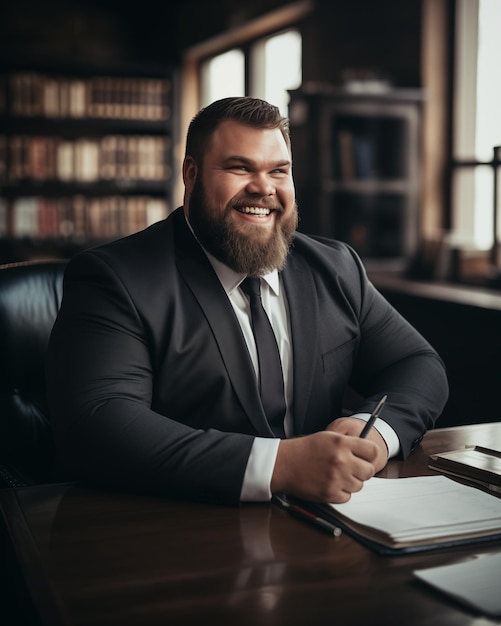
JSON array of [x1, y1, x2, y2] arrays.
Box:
[[309, 475, 501, 554], [414, 553, 501, 617]]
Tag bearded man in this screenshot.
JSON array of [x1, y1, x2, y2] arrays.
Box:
[[47, 97, 448, 504]]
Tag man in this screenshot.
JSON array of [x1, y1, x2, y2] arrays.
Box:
[[46, 97, 448, 504]]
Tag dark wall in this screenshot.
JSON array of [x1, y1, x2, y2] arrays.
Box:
[[377, 287, 501, 429], [0, 0, 423, 87], [0, 0, 182, 67], [302, 0, 422, 87]]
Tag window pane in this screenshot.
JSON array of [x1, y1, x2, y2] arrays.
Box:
[[476, 0, 501, 161], [453, 0, 501, 248], [452, 166, 493, 249], [200, 49, 245, 107], [250, 30, 302, 115]]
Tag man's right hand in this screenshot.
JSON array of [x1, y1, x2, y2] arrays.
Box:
[[270, 431, 378, 503]]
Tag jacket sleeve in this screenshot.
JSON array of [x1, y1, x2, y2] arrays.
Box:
[[346, 246, 449, 456], [46, 250, 254, 503]]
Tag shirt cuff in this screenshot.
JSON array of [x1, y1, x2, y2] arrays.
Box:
[[352, 412, 401, 458], [240, 437, 280, 501]]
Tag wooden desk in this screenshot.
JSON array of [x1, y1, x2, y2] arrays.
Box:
[[2, 423, 501, 626]]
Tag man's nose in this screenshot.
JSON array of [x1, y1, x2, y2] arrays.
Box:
[[245, 173, 276, 196]]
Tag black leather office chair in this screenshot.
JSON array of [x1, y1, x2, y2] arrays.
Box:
[[0, 259, 69, 487]]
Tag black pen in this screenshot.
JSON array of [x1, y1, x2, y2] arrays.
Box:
[[273, 494, 342, 537], [359, 394, 387, 438]]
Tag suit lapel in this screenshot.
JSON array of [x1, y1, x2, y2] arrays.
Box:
[[282, 253, 319, 434], [173, 210, 273, 436]]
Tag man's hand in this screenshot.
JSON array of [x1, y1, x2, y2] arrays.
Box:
[[327, 416, 388, 473], [271, 430, 379, 503]]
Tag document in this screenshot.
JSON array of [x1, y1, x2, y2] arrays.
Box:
[[414, 553, 501, 617], [309, 475, 501, 554]]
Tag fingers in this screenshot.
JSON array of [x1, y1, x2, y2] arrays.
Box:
[[328, 416, 388, 472], [271, 431, 379, 503]]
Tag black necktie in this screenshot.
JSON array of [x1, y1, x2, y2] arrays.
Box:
[[241, 277, 286, 438]]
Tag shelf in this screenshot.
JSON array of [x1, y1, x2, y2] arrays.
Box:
[[369, 269, 501, 312], [0, 65, 176, 263], [289, 87, 423, 261], [0, 117, 170, 135], [298, 84, 426, 103], [1, 180, 170, 197]]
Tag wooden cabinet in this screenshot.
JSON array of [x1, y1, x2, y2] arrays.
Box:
[[288, 87, 424, 263], [0, 65, 176, 263]]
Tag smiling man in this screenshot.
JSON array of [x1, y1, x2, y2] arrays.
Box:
[[46, 97, 448, 505]]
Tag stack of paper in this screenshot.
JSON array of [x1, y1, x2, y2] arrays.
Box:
[[318, 476, 501, 552]]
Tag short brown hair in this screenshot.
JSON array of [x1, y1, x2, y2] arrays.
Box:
[[185, 97, 291, 164]]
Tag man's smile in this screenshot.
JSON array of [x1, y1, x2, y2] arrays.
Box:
[[235, 206, 273, 216]]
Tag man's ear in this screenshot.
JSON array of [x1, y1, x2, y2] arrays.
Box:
[[183, 155, 198, 193]]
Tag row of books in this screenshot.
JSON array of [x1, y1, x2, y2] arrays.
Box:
[[2, 135, 171, 182], [0, 195, 169, 239], [335, 130, 376, 181], [334, 128, 407, 182], [3, 73, 172, 121]]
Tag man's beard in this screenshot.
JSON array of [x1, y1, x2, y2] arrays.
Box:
[[188, 178, 298, 276]]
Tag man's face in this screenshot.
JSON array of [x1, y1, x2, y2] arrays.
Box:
[[184, 120, 298, 275]]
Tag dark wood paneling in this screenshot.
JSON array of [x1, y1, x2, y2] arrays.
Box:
[[372, 275, 501, 428]]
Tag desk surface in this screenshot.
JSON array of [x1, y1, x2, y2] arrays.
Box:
[[2, 423, 501, 626]]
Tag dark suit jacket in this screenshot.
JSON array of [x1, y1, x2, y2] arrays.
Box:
[[46, 207, 448, 502]]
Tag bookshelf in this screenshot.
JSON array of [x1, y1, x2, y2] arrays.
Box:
[[288, 87, 424, 265], [0, 66, 176, 263]]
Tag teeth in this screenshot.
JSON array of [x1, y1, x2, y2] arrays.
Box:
[[238, 207, 271, 216]]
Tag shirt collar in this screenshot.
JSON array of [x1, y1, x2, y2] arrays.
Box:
[[208, 253, 280, 297]]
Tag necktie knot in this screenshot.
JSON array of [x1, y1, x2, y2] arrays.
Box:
[[241, 276, 261, 299]]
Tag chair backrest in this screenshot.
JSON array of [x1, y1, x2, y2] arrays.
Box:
[[0, 259, 68, 487]]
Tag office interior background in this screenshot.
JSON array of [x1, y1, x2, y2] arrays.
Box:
[[0, 0, 500, 428]]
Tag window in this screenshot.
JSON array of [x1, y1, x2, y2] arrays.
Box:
[[452, 0, 501, 250], [249, 29, 302, 115], [200, 49, 245, 104], [200, 29, 302, 116]]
